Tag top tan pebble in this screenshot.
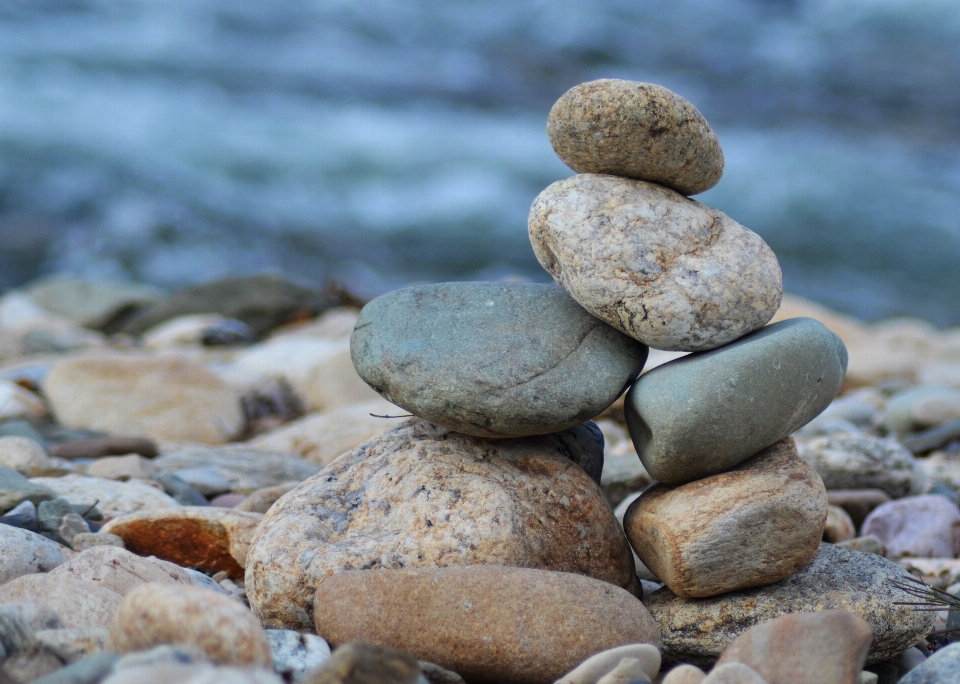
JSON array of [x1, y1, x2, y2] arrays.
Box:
[[547, 79, 724, 195]]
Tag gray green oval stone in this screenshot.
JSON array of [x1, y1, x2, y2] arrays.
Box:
[[625, 317, 847, 485], [350, 282, 648, 438]]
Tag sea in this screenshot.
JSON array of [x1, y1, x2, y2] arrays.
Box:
[[1, 0, 959, 324]]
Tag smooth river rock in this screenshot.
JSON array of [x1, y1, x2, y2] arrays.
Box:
[[0, 524, 68, 584], [42, 353, 244, 444], [714, 610, 872, 684], [547, 79, 723, 196], [246, 419, 635, 630], [0, 574, 123, 630], [624, 438, 827, 598], [313, 566, 660, 684], [625, 318, 847, 484], [350, 282, 648, 438], [645, 543, 934, 667], [49, 546, 195, 596], [108, 583, 272, 667], [528, 174, 781, 352], [861, 494, 960, 560]]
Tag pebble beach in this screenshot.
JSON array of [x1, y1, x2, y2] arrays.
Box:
[[2, 79, 960, 684]]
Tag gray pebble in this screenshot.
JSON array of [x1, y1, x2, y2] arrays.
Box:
[[898, 643, 960, 684], [0, 465, 55, 514], [155, 473, 209, 507], [171, 469, 232, 497]]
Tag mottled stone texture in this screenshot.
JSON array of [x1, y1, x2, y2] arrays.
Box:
[[624, 438, 827, 598], [528, 174, 781, 352], [646, 543, 933, 667], [626, 318, 847, 484], [715, 610, 872, 684], [797, 434, 920, 499], [313, 566, 660, 684], [547, 79, 724, 196], [246, 419, 636, 630], [108, 583, 272, 667], [350, 282, 647, 438]]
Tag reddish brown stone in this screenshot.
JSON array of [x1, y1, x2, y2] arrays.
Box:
[[716, 610, 872, 684], [313, 566, 660, 684], [101, 507, 262, 580]]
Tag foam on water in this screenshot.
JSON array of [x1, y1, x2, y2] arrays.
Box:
[[1, 0, 959, 323]]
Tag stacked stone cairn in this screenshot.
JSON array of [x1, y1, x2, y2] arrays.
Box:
[[246, 80, 933, 683]]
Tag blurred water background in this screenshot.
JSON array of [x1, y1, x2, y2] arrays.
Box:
[[1, 0, 959, 324]]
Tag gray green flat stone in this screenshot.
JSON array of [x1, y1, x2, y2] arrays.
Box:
[[350, 282, 648, 438], [626, 317, 847, 484]]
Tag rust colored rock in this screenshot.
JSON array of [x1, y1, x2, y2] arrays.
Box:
[[715, 610, 872, 684], [623, 438, 827, 598], [313, 566, 660, 684], [101, 507, 263, 580], [50, 436, 158, 461], [108, 583, 272, 667], [246, 419, 636, 630], [547, 79, 723, 196]]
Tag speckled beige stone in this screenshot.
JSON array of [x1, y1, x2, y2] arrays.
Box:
[[646, 543, 934, 667], [0, 436, 52, 476], [108, 583, 272, 667], [624, 438, 826, 598], [0, 574, 122, 629], [313, 566, 660, 684], [528, 174, 781, 351], [547, 79, 723, 196], [246, 419, 637, 630], [248, 400, 396, 465], [50, 546, 195, 596], [43, 352, 243, 444], [101, 507, 263, 580]]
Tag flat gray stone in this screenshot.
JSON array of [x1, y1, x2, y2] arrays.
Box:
[[0, 465, 56, 513], [796, 433, 920, 499], [646, 543, 934, 667], [547, 79, 723, 196], [899, 643, 960, 684], [350, 282, 648, 438], [153, 444, 320, 494], [0, 524, 68, 585], [625, 317, 847, 484], [528, 174, 782, 352]]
